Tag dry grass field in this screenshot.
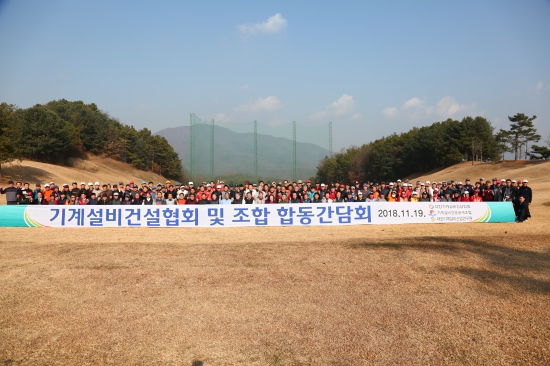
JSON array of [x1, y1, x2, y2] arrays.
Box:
[[1, 160, 550, 365]]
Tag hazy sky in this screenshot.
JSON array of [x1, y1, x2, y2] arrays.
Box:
[[1, 0, 549, 150]]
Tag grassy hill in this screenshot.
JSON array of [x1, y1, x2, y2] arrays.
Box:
[[410, 160, 550, 185], [156, 124, 331, 182], [0, 155, 170, 204]]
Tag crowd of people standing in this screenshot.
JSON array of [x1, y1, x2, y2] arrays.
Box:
[[1, 176, 533, 222]]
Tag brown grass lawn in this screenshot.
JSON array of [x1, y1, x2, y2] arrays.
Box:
[[1, 162, 550, 365], [1, 225, 549, 365]]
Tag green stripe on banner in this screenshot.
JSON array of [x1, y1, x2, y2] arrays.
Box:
[[485, 202, 516, 223], [0, 206, 30, 227]]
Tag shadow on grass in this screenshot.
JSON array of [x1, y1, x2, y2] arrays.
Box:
[[350, 236, 550, 294], [3, 165, 53, 183]]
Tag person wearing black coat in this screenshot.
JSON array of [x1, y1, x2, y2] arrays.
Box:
[[518, 180, 532, 219], [516, 196, 530, 223]]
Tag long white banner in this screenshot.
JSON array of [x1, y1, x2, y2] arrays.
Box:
[[0, 202, 516, 228]]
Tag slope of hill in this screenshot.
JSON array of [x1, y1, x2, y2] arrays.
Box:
[[411, 160, 550, 213], [410, 160, 550, 185], [0, 155, 170, 204], [156, 125, 331, 181]]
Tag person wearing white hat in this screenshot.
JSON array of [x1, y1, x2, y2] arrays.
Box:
[[517, 179, 532, 220], [92, 182, 102, 198]]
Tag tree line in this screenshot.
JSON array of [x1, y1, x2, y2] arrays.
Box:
[[0, 100, 184, 179], [316, 113, 547, 184]]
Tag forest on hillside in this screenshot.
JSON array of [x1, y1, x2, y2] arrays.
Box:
[[316, 114, 547, 183], [0, 100, 183, 179]]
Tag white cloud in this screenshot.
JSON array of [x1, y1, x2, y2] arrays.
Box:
[[214, 113, 233, 122], [536, 81, 543, 92], [310, 94, 356, 120], [351, 113, 363, 120], [435, 96, 476, 118], [381, 107, 398, 118], [238, 13, 288, 35], [237, 84, 250, 91], [381, 96, 477, 120], [402, 97, 425, 109], [234, 96, 284, 113]]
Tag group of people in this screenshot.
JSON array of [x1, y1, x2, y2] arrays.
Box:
[[1, 176, 533, 222]]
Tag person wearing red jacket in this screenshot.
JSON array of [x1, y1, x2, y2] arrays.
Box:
[[482, 188, 493, 202], [470, 190, 483, 202], [458, 192, 470, 202]]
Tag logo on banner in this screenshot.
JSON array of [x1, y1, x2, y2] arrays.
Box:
[[428, 204, 437, 222]]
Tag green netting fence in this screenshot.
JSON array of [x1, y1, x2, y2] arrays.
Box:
[[183, 114, 333, 184]]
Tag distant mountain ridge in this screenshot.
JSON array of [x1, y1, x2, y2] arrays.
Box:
[[156, 125, 331, 181]]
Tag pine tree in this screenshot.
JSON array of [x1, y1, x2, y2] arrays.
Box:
[[505, 113, 540, 161]]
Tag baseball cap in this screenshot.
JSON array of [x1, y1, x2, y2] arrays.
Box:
[[496, 180, 501, 184], [94, 182, 100, 185], [389, 182, 394, 186], [511, 180, 516, 183], [216, 185, 221, 188], [426, 181, 430, 184], [63, 183, 69, 187], [80, 182, 85, 185], [44, 183, 50, 187], [306, 179, 311, 183], [141, 181, 146, 184], [189, 182, 194, 185], [7, 180, 14, 184], [523, 179, 528, 183], [397, 179, 402, 182], [412, 191, 418, 195]]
